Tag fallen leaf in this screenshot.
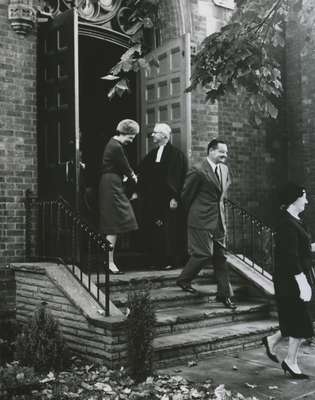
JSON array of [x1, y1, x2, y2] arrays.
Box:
[[245, 382, 257, 388], [81, 382, 93, 390], [188, 361, 197, 367], [233, 365, 238, 370]]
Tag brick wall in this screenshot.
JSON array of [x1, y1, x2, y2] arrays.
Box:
[[218, 97, 288, 224], [188, 0, 287, 222], [285, 5, 315, 234], [0, 1, 38, 265]]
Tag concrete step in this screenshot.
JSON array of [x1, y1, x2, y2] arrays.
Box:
[[155, 301, 271, 336], [93, 268, 242, 293], [153, 318, 279, 368], [110, 283, 223, 310]]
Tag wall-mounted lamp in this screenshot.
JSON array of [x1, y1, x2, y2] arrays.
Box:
[[8, 0, 37, 35]]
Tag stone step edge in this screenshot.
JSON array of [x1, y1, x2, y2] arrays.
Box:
[[92, 269, 214, 285], [153, 319, 279, 351], [154, 337, 265, 369], [110, 284, 245, 306], [155, 302, 270, 327]]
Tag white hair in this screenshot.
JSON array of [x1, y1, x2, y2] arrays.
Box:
[[154, 123, 171, 140]]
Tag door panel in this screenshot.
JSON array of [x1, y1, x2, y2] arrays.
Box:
[[140, 34, 191, 158], [38, 9, 80, 209]]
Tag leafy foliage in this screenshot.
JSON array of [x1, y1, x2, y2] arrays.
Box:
[[126, 285, 156, 383], [103, 0, 159, 99], [187, 0, 314, 124], [15, 303, 70, 373], [102, 44, 151, 100]]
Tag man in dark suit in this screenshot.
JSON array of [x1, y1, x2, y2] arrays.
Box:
[[138, 123, 188, 269], [176, 139, 236, 309]]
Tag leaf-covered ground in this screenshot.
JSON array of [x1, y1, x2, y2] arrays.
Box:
[[1, 358, 260, 400]]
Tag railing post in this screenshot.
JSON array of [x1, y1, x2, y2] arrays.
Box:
[[224, 198, 275, 280], [104, 241, 110, 317]]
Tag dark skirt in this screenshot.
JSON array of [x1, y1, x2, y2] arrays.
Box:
[[99, 173, 138, 235], [276, 294, 314, 339]]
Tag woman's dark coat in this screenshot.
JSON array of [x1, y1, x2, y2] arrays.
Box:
[[274, 211, 313, 338], [98, 137, 138, 235]]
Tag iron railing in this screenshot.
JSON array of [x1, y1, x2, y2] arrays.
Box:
[[224, 198, 275, 279], [24, 190, 112, 316]]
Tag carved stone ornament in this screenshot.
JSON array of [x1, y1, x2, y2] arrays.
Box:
[[39, 0, 146, 36], [8, 0, 37, 35], [8, 0, 155, 38]]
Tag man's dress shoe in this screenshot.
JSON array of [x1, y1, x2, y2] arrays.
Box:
[[176, 281, 197, 293], [216, 296, 237, 309]]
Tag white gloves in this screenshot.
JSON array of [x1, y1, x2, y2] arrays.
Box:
[[295, 273, 312, 302]]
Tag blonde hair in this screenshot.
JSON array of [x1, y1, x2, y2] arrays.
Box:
[[116, 119, 140, 135]]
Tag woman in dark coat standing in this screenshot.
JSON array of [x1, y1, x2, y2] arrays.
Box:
[[99, 119, 139, 274], [262, 182, 314, 379]]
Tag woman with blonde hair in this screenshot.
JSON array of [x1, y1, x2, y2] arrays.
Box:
[[99, 119, 140, 274]]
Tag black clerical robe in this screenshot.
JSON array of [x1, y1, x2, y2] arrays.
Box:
[[137, 142, 188, 266]]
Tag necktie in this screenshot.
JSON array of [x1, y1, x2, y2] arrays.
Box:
[[215, 165, 221, 184]]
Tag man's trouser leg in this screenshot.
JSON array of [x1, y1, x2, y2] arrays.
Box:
[[177, 228, 212, 284], [213, 239, 233, 298]]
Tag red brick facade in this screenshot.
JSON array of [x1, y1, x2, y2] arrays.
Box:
[[0, 2, 37, 266]]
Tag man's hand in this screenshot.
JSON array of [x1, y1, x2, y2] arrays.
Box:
[[311, 242, 315, 252], [170, 198, 178, 209], [130, 193, 138, 201]]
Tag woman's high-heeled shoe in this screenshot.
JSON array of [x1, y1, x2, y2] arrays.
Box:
[[262, 336, 279, 363], [281, 361, 309, 379], [109, 263, 125, 275]]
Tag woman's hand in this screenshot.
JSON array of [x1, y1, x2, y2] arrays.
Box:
[[295, 272, 312, 302]]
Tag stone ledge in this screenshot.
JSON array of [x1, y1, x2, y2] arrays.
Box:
[[11, 263, 125, 327]]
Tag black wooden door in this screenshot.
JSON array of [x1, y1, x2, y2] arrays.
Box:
[[37, 9, 80, 210]]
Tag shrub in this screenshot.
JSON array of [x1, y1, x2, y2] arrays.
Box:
[[15, 302, 70, 373], [126, 285, 156, 383], [0, 362, 41, 397], [0, 320, 20, 366]]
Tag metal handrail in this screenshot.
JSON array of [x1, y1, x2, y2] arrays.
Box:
[[224, 198, 275, 280], [24, 189, 113, 316]]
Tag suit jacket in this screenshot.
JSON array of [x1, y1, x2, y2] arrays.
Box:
[[181, 159, 231, 236]]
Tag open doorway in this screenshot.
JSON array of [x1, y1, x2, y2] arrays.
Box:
[[78, 35, 144, 268]]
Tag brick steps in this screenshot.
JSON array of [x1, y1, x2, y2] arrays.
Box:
[[154, 319, 279, 368]]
